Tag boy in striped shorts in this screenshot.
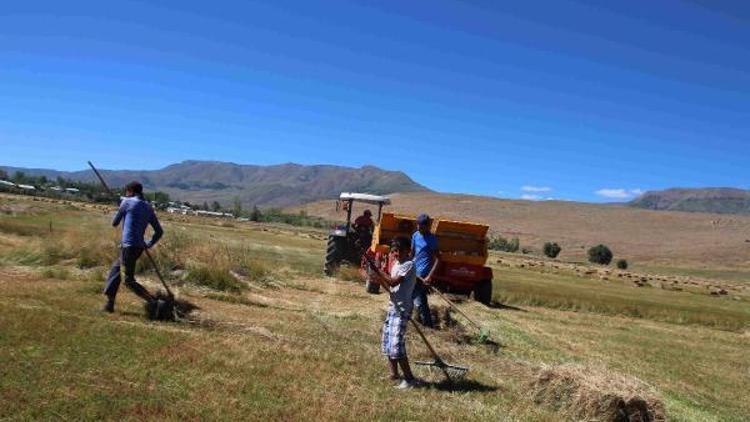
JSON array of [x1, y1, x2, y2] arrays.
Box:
[[373, 236, 418, 390]]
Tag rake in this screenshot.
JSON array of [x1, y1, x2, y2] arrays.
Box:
[[409, 318, 469, 382], [364, 255, 469, 383], [419, 277, 491, 343]]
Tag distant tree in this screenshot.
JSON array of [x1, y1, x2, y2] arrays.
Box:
[[250, 206, 263, 222], [506, 237, 520, 253], [233, 197, 243, 217], [543, 242, 562, 258], [211, 201, 222, 212], [0, 169, 8, 180], [616, 259, 628, 270], [12, 171, 27, 184], [145, 191, 171, 204], [588, 244, 613, 265], [488, 235, 520, 253], [39, 175, 48, 185], [202, 201, 209, 211]]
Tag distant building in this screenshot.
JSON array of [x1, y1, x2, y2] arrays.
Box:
[[18, 184, 36, 191], [0, 180, 16, 187], [50, 186, 63, 192], [65, 188, 80, 193]]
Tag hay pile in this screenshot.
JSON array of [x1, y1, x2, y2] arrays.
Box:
[[530, 364, 666, 422]]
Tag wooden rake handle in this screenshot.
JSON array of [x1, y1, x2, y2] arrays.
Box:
[[144, 248, 173, 298]]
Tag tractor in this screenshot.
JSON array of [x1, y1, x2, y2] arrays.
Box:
[[362, 213, 494, 304], [324, 192, 391, 276]]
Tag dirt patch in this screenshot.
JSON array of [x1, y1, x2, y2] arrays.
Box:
[[530, 364, 666, 422]]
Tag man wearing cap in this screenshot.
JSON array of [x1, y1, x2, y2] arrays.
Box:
[[411, 213, 439, 328]]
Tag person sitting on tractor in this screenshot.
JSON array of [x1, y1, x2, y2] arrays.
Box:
[[354, 209, 374, 231], [102, 181, 163, 313], [353, 209, 374, 255], [411, 213, 439, 328]]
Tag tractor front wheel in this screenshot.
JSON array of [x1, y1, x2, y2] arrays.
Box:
[[473, 279, 493, 305]]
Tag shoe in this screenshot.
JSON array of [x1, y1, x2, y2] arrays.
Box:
[[394, 379, 416, 390], [102, 301, 114, 313]]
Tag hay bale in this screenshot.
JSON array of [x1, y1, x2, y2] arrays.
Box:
[[530, 364, 665, 422]]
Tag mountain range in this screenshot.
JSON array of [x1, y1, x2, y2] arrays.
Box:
[[0, 160, 429, 208], [3, 161, 749, 215], [629, 188, 750, 214]]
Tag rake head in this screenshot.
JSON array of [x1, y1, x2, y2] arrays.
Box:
[[415, 357, 469, 382]]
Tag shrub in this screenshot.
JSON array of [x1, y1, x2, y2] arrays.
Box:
[[489, 235, 520, 253], [543, 242, 562, 258], [588, 244, 613, 265], [187, 265, 245, 293], [616, 259, 628, 270]]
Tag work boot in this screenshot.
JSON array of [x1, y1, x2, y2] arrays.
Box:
[[102, 298, 115, 313]]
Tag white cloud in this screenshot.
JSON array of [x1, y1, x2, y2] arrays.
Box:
[[522, 185, 552, 193], [521, 194, 542, 201], [595, 188, 643, 199]]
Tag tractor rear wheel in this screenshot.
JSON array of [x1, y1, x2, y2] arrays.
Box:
[[473, 279, 493, 305], [324, 236, 344, 276]]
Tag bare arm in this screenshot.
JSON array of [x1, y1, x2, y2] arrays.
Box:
[[424, 238, 440, 282], [366, 255, 405, 287], [374, 265, 405, 287]]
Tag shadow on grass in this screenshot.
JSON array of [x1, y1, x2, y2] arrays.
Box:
[[424, 379, 500, 393]]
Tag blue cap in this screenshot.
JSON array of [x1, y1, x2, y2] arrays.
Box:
[[416, 214, 431, 225]]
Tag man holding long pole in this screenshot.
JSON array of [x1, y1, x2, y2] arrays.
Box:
[[411, 213, 439, 328], [102, 181, 164, 313]]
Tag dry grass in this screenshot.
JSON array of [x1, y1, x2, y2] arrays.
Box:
[[530, 363, 665, 422], [2, 194, 750, 421]]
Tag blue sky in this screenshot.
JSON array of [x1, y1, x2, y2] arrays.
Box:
[[1, 0, 748, 202]]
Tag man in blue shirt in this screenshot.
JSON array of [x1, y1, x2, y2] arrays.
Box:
[[102, 181, 164, 313], [411, 213, 439, 328]]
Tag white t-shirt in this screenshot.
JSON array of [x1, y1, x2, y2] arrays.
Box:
[[389, 259, 416, 315]]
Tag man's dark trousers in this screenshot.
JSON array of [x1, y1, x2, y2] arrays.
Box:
[[412, 280, 434, 328], [104, 246, 151, 302]]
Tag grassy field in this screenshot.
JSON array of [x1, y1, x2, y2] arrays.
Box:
[[1, 195, 749, 421]]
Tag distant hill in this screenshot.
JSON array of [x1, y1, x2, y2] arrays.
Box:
[[629, 188, 750, 214], [0, 161, 429, 208]]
